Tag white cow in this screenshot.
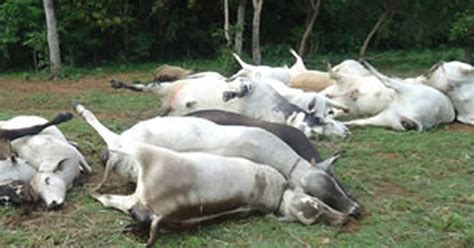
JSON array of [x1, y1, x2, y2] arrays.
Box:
[[318, 69, 396, 118], [342, 62, 455, 131], [411, 61, 473, 125], [1, 114, 91, 208], [91, 141, 347, 246], [74, 103, 360, 217], [111, 75, 351, 138], [230, 72, 350, 117]]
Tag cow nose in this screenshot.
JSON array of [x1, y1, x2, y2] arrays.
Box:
[[348, 205, 361, 219], [48, 200, 64, 210]]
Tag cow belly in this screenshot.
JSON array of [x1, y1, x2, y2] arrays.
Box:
[[161, 199, 261, 228]]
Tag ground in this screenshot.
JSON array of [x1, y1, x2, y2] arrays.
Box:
[[0, 71, 473, 247]]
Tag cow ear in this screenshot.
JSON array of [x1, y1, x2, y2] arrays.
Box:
[[54, 159, 69, 173], [315, 151, 344, 171]]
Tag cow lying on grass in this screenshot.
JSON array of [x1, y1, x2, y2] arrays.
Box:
[[0, 113, 91, 208], [222, 76, 351, 138], [406, 61, 474, 125], [89, 138, 348, 247], [342, 62, 455, 131], [74, 103, 360, 217], [111, 74, 351, 138]]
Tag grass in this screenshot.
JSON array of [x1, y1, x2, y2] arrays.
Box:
[[0, 50, 473, 247]]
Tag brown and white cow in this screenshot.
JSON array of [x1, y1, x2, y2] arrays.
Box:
[[91, 141, 348, 246]]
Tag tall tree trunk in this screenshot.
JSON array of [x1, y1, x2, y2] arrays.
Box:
[[234, 0, 247, 55], [359, 10, 389, 59], [298, 0, 322, 58], [43, 0, 61, 79], [223, 0, 232, 47], [251, 0, 263, 65]]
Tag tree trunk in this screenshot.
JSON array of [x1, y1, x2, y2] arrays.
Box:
[[298, 0, 322, 58], [359, 11, 388, 59], [43, 0, 61, 79], [234, 0, 247, 55], [223, 0, 232, 47], [251, 0, 263, 65]]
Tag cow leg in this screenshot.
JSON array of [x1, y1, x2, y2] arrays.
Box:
[[73, 103, 119, 148], [93, 159, 115, 191], [147, 214, 163, 247], [90, 192, 137, 214], [344, 111, 405, 131]]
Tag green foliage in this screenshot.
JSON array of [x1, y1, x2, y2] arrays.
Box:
[[450, 11, 474, 46], [1, 0, 473, 71]]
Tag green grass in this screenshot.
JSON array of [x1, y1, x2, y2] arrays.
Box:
[[0, 51, 473, 247]]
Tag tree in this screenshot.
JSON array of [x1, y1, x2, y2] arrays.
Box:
[[223, 0, 232, 47], [251, 0, 263, 64], [358, 0, 394, 59], [298, 0, 322, 57], [43, 0, 61, 79], [450, 12, 474, 63], [234, 0, 247, 55]]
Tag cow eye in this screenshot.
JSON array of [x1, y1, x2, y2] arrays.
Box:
[[45, 177, 50, 185]]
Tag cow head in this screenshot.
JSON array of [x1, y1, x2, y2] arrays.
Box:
[[287, 112, 351, 138], [283, 187, 348, 226], [222, 78, 253, 102], [0, 180, 38, 205], [299, 153, 361, 218], [30, 159, 69, 209]]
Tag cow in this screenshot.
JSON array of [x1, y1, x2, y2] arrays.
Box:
[[222, 76, 351, 138], [74, 103, 360, 217], [228, 71, 350, 117], [342, 62, 456, 131], [90, 141, 348, 247], [410, 61, 473, 125], [319, 65, 397, 118], [186, 109, 322, 162], [1, 114, 91, 208], [0, 112, 74, 206], [111, 75, 351, 138]]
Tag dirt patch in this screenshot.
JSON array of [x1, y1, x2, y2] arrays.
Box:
[[447, 123, 474, 132], [374, 152, 401, 160], [340, 218, 362, 233], [373, 180, 412, 198], [0, 73, 144, 96]]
